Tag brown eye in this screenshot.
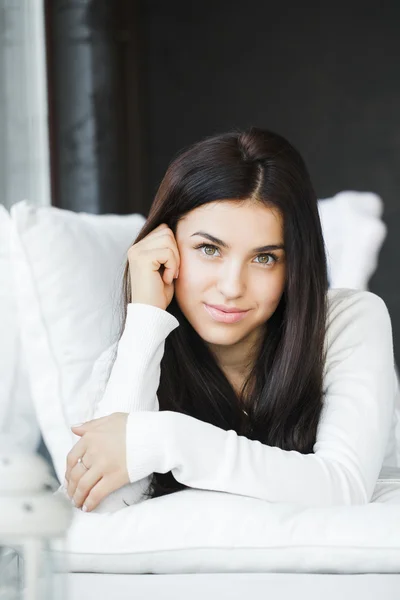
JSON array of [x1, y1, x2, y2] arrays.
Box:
[[257, 255, 270, 264], [255, 253, 278, 267], [196, 243, 220, 257]]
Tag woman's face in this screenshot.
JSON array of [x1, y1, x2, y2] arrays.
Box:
[[174, 199, 286, 353]]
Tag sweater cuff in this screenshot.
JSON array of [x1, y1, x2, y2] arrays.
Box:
[[126, 302, 180, 342], [125, 411, 176, 483]]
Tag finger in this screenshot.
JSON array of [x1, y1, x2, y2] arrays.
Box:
[[138, 224, 170, 244], [72, 466, 103, 509], [147, 223, 170, 237], [65, 437, 87, 482], [144, 231, 180, 261], [70, 425, 85, 437], [67, 452, 94, 502], [145, 246, 180, 285], [129, 228, 181, 281], [71, 415, 110, 431], [66, 460, 87, 501], [159, 246, 180, 284], [142, 227, 179, 259], [148, 226, 176, 242], [82, 475, 119, 512], [158, 230, 180, 274]]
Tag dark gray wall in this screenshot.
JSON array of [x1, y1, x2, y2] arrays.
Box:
[[140, 1, 400, 362]]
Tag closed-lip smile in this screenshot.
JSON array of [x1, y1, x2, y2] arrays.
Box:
[[205, 304, 249, 313]]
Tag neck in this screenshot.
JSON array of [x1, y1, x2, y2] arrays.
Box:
[[209, 325, 266, 404]]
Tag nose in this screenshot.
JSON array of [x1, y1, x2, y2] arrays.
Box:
[[216, 262, 246, 299]]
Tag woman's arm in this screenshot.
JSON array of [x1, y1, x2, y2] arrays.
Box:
[[88, 303, 180, 419], [122, 290, 395, 506], [64, 303, 180, 513]]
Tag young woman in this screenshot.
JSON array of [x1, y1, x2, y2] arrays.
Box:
[[63, 127, 397, 514]]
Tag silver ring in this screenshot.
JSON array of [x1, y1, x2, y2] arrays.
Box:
[[77, 457, 89, 470]]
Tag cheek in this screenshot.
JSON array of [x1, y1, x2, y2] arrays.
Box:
[[254, 269, 285, 305], [178, 255, 211, 285], [174, 257, 206, 305]]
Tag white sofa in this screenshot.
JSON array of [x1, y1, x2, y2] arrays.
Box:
[[1, 194, 400, 599]]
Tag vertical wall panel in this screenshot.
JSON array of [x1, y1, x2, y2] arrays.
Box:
[[0, 0, 51, 210]]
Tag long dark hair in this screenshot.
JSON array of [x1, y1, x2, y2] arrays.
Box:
[[115, 127, 328, 499]]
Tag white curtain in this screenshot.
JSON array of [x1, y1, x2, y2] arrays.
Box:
[[0, 0, 51, 210]]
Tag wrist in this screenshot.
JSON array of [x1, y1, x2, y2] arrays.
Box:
[[125, 411, 175, 482]]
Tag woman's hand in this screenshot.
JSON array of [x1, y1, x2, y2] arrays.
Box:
[[128, 223, 180, 311], [64, 413, 129, 512]]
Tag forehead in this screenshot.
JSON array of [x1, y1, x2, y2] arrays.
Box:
[[177, 200, 283, 239]]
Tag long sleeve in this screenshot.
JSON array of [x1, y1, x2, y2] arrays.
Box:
[[123, 289, 396, 506], [92, 303, 180, 512], [58, 302, 179, 513], [86, 303, 180, 419]]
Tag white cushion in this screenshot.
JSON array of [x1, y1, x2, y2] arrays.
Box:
[[9, 201, 146, 482], [50, 467, 400, 574], [318, 191, 387, 290], [0, 205, 40, 453]]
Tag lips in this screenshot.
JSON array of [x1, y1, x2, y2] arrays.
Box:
[[206, 304, 247, 313], [204, 304, 249, 324]]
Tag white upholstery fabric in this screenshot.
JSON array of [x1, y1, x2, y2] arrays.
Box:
[[49, 467, 400, 574], [318, 191, 387, 290], [9, 201, 146, 482], [64, 572, 400, 600]]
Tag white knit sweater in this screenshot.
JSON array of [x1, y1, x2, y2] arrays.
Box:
[[61, 288, 398, 512]]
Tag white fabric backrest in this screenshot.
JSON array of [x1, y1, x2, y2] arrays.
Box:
[[9, 201, 146, 481]]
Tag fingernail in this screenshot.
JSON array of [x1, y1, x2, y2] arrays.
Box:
[[71, 422, 84, 428], [82, 504, 88, 512], [71, 499, 76, 507]]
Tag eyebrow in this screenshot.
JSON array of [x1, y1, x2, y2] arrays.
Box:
[[190, 231, 285, 253]]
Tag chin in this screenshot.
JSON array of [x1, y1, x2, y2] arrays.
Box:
[[192, 322, 243, 346]]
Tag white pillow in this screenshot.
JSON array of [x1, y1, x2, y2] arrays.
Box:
[[0, 205, 41, 453], [318, 191, 387, 290], [9, 201, 146, 482], [50, 468, 400, 574]]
